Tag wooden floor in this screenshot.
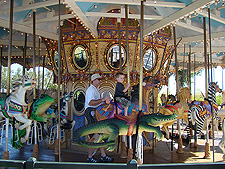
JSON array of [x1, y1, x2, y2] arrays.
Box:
[[0, 131, 224, 164]]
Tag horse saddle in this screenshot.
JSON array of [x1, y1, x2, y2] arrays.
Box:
[[115, 113, 139, 136]]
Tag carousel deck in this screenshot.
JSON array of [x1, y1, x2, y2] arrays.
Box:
[[0, 132, 224, 164]]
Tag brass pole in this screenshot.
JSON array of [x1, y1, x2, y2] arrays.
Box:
[[42, 54, 45, 93], [57, 0, 62, 161], [182, 44, 185, 86], [188, 45, 191, 91], [125, 5, 130, 90], [203, 17, 208, 98], [33, 10, 36, 100], [194, 54, 196, 100], [173, 26, 179, 100], [0, 46, 2, 98], [118, 18, 122, 72], [208, 7, 215, 162], [7, 0, 13, 96], [23, 33, 27, 76]]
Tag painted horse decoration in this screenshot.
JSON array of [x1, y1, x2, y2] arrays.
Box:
[[74, 112, 177, 151], [185, 82, 222, 144], [12, 94, 55, 149], [159, 87, 191, 139], [0, 75, 36, 144]]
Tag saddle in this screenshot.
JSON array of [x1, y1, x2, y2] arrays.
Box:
[[115, 113, 140, 136]]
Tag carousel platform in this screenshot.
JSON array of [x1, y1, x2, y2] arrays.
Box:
[[0, 131, 224, 164]]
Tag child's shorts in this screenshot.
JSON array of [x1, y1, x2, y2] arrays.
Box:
[[115, 97, 131, 108]]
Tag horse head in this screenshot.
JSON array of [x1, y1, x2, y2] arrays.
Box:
[[210, 82, 222, 93], [11, 75, 36, 94]]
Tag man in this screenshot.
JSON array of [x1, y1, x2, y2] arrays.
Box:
[[84, 73, 114, 163]]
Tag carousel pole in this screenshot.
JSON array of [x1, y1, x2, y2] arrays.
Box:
[[38, 37, 41, 96], [120, 4, 129, 160], [173, 26, 183, 153], [23, 33, 27, 76], [42, 53, 45, 93], [32, 9, 39, 161], [3, 0, 14, 160], [182, 44, 185, 86], [208, 7, 215, 162], [118, 17, 122, 72], [194, 54, 196, 101], [55, 0, 62, 161], [0, 46, 2, 98], [203, 17, 210, 159], [132, 0, 144, 164]]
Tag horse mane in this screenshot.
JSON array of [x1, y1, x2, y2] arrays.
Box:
[[179, 87, 190, 102], [11, 77, 24, 94]]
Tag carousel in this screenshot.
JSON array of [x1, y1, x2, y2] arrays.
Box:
[[0, 0, 225, 167]]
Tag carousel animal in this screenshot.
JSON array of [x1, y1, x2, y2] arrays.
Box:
[[12, 94, 55, 149], [159, 87, 191, 139], [219, 118, 225, 161], [0, 75, 36, 144], [46, 91, 75, 145], [185, 82, 222, 144], [74, 112, 177, 151]]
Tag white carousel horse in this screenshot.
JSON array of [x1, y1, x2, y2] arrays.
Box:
[[48, 91, 75, 144], [0, 75, 36, 143], [219, 118, 225, 161]]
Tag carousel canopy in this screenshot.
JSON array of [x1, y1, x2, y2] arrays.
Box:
[[0, 0, 224, 71]]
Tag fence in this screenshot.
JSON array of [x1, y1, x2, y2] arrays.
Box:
[[0, 157, 225, 169]]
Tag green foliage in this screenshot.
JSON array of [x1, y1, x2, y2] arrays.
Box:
[[0, 65, 55, 91]]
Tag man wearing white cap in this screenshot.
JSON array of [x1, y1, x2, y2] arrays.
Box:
[[84, 73, 113, 163]]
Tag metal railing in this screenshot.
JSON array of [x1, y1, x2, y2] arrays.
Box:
[[0, 158, 224, 169]]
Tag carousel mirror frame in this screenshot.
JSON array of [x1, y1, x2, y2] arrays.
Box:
[[73, 89, 86, 115], [72, 44, 90, 71], [143, 47, 158, 72], [105, 43, 127, 71]]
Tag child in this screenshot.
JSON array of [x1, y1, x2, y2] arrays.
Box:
[[114, 73, 131, 116]]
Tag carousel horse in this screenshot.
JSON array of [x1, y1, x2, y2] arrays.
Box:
[[47, 91, 75, 145], [185, 82, 222, 144], [12, 94, 55, 149], [219, 118, 225, 161], [159, 87, 191, 139], [0, 75, 36, 144]]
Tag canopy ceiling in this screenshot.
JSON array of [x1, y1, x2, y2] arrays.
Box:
[[0, 0, 224, 71]]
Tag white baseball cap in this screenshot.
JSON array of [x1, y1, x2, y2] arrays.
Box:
[[91, 73, 102, 82]]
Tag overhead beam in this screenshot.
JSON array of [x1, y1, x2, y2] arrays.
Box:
[[65, 0, 98, 37], [0, 39, 46, 48], [85, 12, 162, 20], [23, 14, 74, 25], [74, 0, 185, 8], [168, 30, 225, 45], [176, 21, 204, 33], [0, 18, 58, 40], [0, 0, 60, 15], [200, 10, 225, 24], [143, 0, 213, 35]]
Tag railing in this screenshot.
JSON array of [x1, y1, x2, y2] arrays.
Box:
[[0, 158, 224, 169]]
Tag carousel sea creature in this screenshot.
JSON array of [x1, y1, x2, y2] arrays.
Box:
[[159, 87, 191, 139], [0, 75, 36, 144], [73, 112, 177, 151], [185, 82, 222, 144]]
